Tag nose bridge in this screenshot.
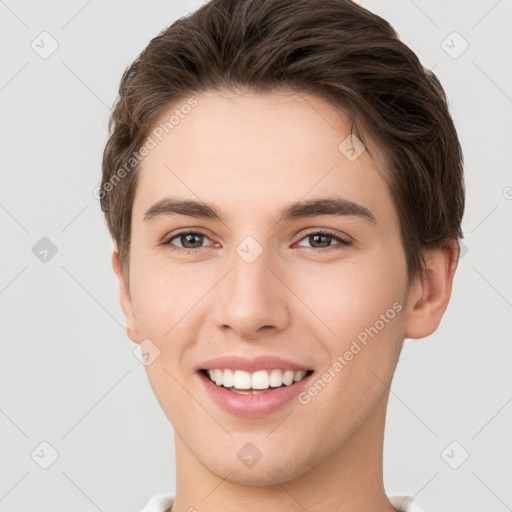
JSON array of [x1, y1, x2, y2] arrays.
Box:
[[232, 240, 273, 300], [214, 235, 289, 337]]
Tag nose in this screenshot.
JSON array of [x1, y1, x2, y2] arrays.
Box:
[[214, 245, 291, 340]]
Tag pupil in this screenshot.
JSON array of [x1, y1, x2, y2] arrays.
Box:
[[311, 234, 329, 247], [183, 233, 202, 248]]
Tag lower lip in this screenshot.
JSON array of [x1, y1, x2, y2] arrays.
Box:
[[198, 371, 314, 418]]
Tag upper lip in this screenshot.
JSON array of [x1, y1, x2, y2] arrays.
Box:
[[197, 355, 313, 373]]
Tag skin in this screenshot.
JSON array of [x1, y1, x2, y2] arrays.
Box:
[[112, 90, 459, 512]]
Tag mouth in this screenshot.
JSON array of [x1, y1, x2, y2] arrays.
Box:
[[198, 368, 314, 394]]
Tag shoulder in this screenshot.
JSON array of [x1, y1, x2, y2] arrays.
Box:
[[389, 495, 428, 512], [140, 493, 174, 512]]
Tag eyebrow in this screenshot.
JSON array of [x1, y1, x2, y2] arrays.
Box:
[[143, 196, 376, 224]]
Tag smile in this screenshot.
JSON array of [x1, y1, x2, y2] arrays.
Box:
[[201, 368, 313, 393]]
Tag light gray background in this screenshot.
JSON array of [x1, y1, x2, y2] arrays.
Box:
[[1, 1, 511, 511]]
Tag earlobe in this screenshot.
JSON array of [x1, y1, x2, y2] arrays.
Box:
[[403, 242, 459, 339], [112, 251, 140, 344]]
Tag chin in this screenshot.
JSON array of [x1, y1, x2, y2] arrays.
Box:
[[204, 452, 310, 487]]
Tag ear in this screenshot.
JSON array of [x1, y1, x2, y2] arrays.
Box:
[[403, 241, 459, 339], [112, 250, 140, 344]]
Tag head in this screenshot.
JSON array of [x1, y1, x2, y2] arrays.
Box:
[[101, 0, 464, 487]]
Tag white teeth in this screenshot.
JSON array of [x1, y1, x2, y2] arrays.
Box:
[[214, 369, 223, 386], [251, 370, 269, 390], [233, 370, 252, 389], [222, 369, 234, 388], [269, 369, 283, 388], [204, 368, 310, 390], [282, 370, 295, 385], [293, 370, 307, 382]]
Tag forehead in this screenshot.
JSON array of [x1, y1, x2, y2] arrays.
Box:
[[133, 90, 394, 224]]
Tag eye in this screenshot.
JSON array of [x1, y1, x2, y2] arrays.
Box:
[[162, 229, 351, 254], [163, 230, 215, 251], [295, 230, 351, 252]]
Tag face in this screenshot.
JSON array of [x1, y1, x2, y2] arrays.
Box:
[[116, 90, 428, 486]]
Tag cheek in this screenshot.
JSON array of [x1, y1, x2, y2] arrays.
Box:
[[292, 247, 407, 341], [129, 250, 200, 338], [293, 259, 406, 432]]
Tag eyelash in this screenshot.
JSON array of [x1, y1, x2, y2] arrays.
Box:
[[163, 229, 351, 254]]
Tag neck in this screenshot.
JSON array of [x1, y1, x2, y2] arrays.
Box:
[[171, 392, 396, 512]]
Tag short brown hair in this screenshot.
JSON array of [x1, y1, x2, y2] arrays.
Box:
[[101, 0, 465, 283]]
